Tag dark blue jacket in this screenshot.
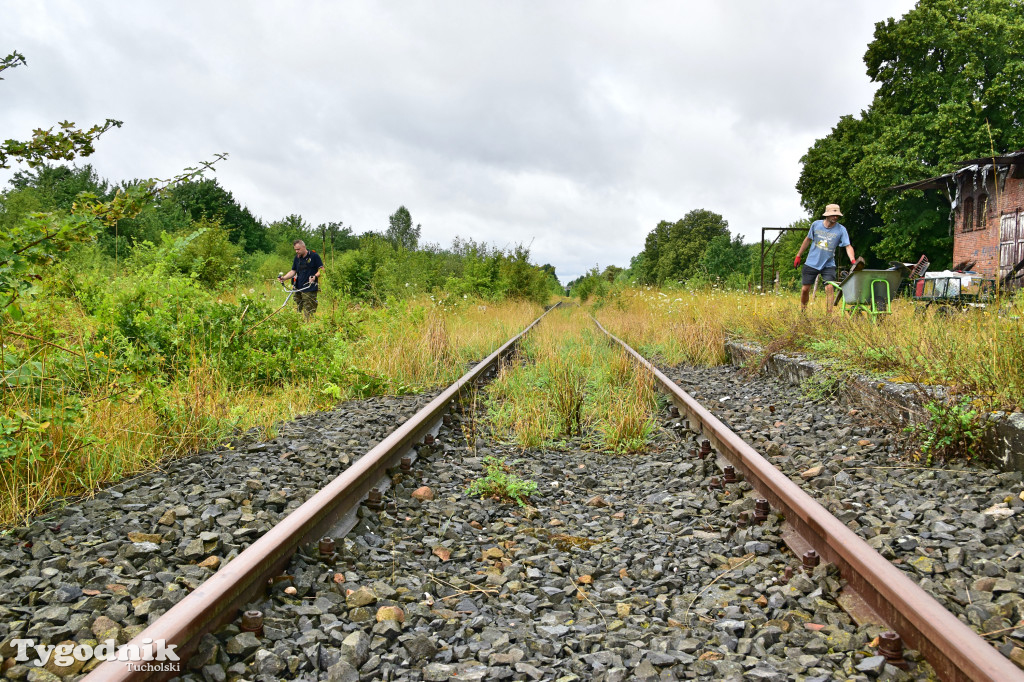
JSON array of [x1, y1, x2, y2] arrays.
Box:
[[292, 250, 324, 292]]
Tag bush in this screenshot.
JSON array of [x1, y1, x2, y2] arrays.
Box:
[[466, 456, 538, 507], [904, 397, 993, 465], [244, 250, 287, 284], [167, 218, 243, 287], [93, 270, 344, 388]]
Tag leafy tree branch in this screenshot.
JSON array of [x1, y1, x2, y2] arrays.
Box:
[[0, 50, 27, 77], [1, 50, 122, 169], [2, 119, 124, 170]]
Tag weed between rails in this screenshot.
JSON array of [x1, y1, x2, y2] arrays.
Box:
[[549, 358, 587, 437], [484, 306, 658, 453], [0, 297, 540, 526], [465, 455, 539, 507]]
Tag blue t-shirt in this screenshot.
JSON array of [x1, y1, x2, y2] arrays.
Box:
[[292, 250, 324, 292], [804, 220, 850, 270]]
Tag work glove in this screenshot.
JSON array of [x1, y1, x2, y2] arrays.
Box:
[[793, 255, 801, 268]]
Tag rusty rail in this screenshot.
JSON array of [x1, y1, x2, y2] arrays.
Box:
[[593, 317, 1024, 682], [85, 306, 555, 681]]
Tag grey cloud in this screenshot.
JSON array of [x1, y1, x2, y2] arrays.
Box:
[[2, 0, 918, 282]]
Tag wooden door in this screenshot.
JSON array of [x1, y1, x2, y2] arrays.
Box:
[[1000, 211, 1022, 285]]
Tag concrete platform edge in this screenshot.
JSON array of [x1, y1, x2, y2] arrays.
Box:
[[724, 341, 1024, 472]]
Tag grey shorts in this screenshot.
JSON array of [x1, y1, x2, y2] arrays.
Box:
[[801, 264, 837, 286]]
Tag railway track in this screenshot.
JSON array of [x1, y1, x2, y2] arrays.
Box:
[[10, 306, 1022, 681]]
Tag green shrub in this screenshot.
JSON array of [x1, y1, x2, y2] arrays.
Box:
[[167, 218, 243, 287], [92, 270, 345, 388], [904, 397, 993, 465], [466, 456, 538, 507]]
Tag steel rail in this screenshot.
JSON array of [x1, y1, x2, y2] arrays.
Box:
[[86, 306, 555, 681], [593, 318, 1024, 682]]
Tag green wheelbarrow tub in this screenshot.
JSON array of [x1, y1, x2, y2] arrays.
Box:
[[837, 270, 904, 306]]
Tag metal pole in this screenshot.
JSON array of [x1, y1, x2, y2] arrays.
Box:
[[760, 228, 766, 292]]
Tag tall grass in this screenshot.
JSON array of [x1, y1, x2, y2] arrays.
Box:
[[0, 293, 541, 525], [593, 348, 659, 452], [354, 300, 539, 392], [485, 306, 659, 452], [594, 286, 1024, 410]]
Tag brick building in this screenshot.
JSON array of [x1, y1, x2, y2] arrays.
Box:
[[894, 149, 1024, 286]]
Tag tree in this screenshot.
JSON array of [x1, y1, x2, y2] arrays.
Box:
[[797, 0, 1024, 265], [314, 221, 359, 254], [1, 164, 112, 236], [636, 209, 730, 285], [700, 233, 752, 286], [385, 205, 421, 251], [168, 179, 268, 253], [568, 266, 606, 302], [601, 265, 623, 282], [8, 164, 110, 210], [266, 213, 310, 250], [1, 52, 122, 169], [109, 183, 192, 250]]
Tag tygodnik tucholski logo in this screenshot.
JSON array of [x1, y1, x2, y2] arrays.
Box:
[[10, 637, 180, 673]]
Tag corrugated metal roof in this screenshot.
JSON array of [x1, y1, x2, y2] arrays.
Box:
[[888, 149, 1024, 192], [888, 175, 953, 191], [952, 150, 1024, 167]]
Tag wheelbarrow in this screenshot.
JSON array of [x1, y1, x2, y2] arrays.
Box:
[[834, 269, 904, 316]]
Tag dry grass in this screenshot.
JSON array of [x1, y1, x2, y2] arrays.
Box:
[[0, 297, 543, 526], [594, 286, 1024, 410], [352, 299, 540, 392], [486, 306, 658, 452]]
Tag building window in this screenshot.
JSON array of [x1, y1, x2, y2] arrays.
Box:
[[977, 194, 988, 231], [963, 196, 974, 232]]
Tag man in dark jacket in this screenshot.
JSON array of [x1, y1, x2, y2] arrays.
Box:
[[278, 240, 324, 319]]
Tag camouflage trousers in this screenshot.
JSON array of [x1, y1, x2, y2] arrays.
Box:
[[294, 291, 318, 319]]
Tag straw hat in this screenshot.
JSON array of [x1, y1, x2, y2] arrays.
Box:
[[823, 204, 843, 217]]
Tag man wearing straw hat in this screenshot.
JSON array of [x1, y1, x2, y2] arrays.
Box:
[[793, 204, 855, 312]]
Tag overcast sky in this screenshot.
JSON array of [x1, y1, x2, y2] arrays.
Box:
[[3, 1, 918, 282]]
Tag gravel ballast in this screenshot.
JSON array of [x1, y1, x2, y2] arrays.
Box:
[[0, 393, 439, 679], [1, 362, 1022, 681], [193, 363, 1021, 681], [201, 396, 921, 682]]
